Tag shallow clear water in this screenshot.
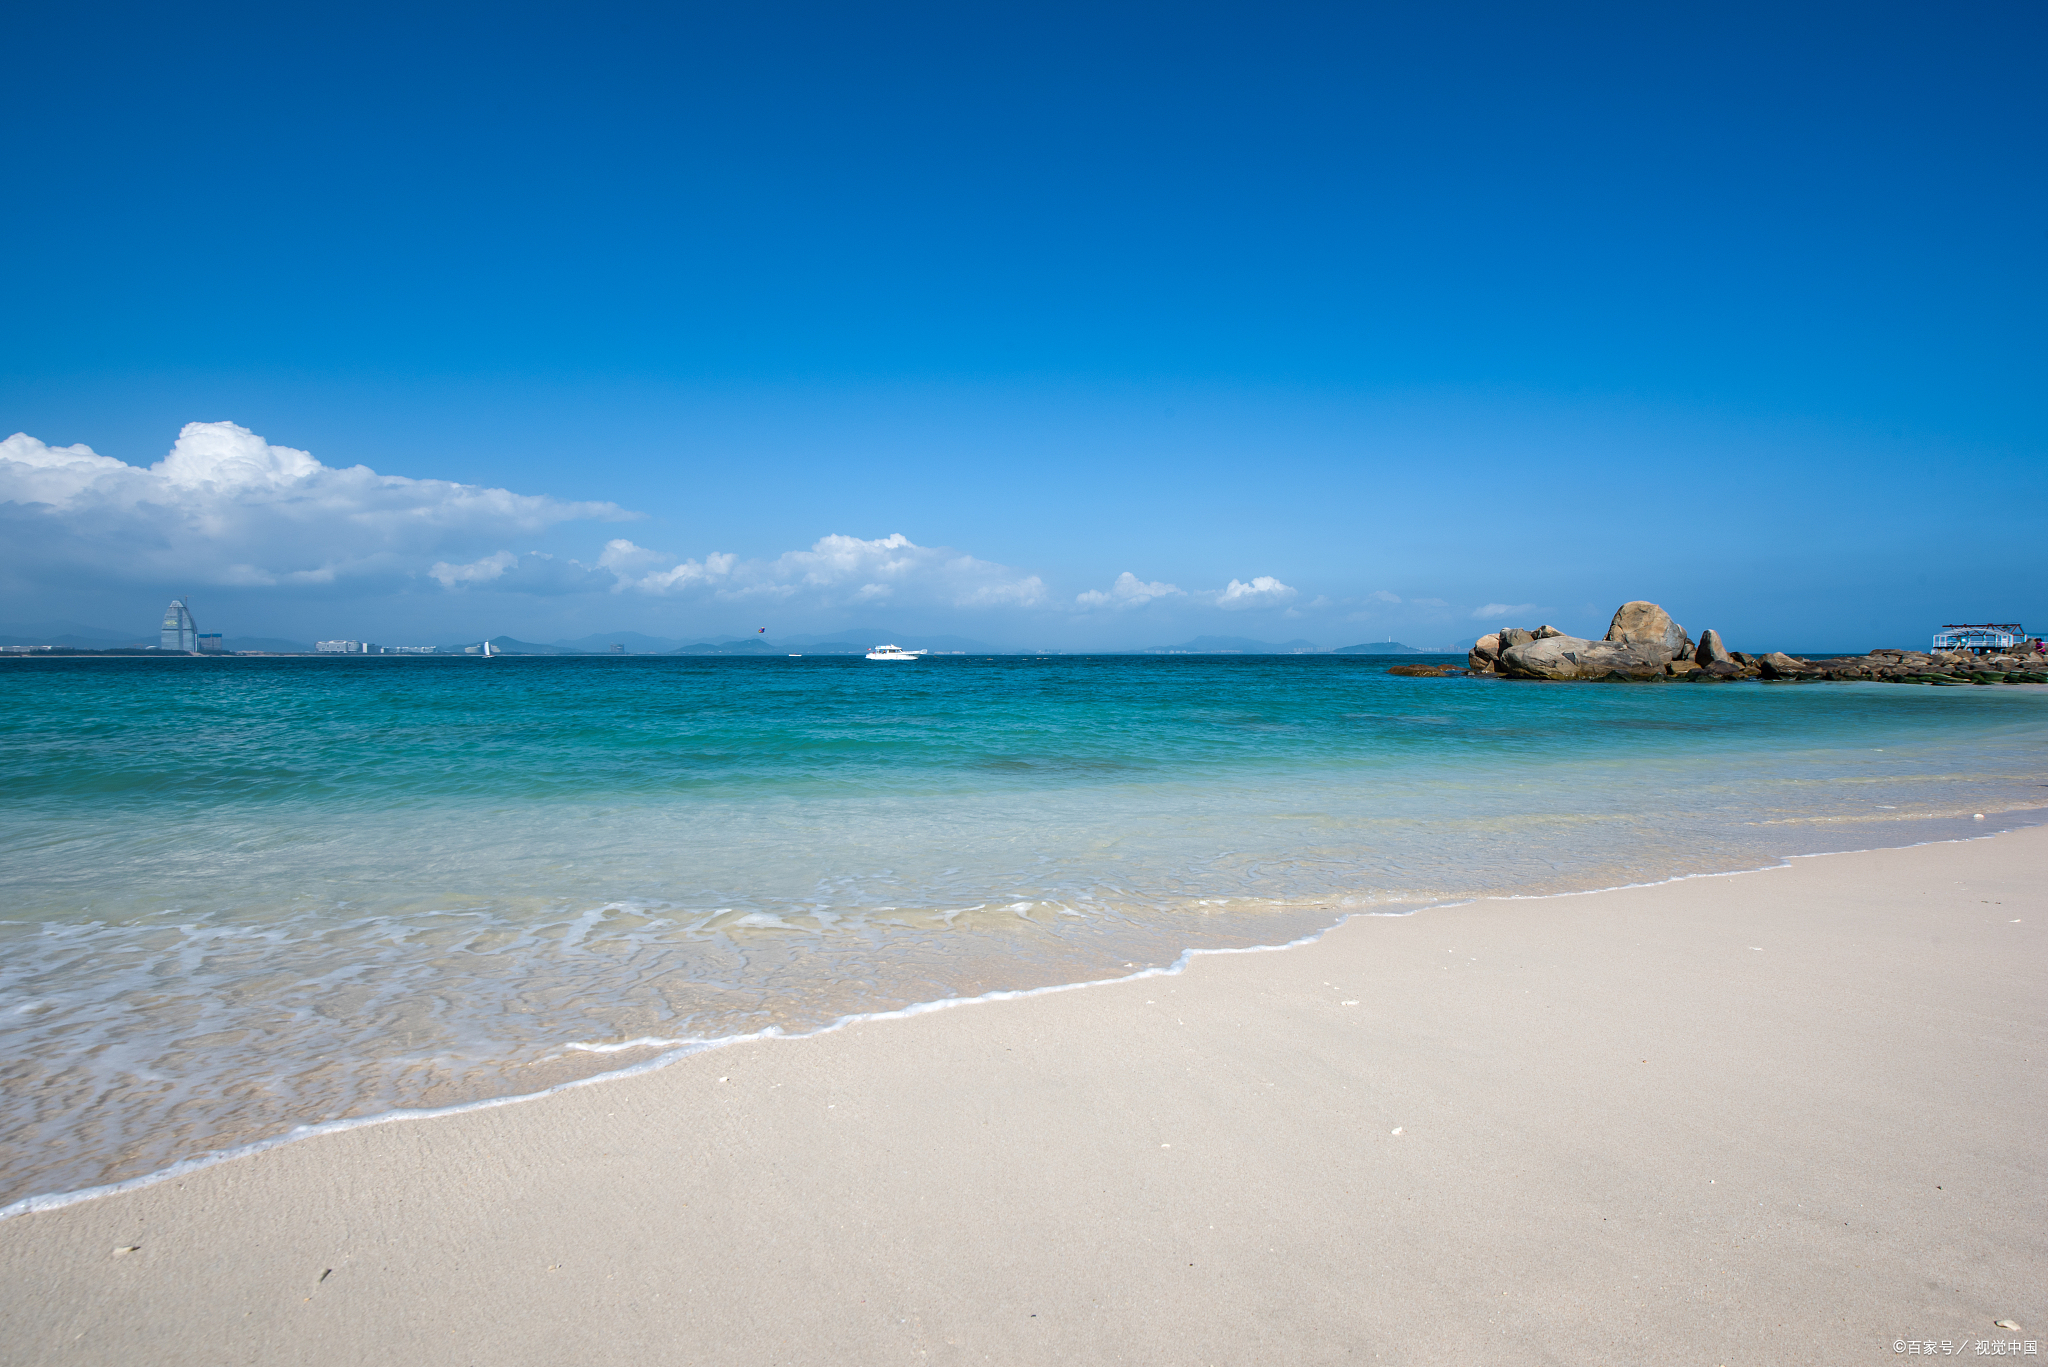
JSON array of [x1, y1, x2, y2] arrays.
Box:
[[3, 653, 2045, 1206]]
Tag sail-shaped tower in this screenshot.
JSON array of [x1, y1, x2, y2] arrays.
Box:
[[160, 599, 198, 652]]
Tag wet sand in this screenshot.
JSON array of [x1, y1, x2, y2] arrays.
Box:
[[2, 826, 2043, 1365]]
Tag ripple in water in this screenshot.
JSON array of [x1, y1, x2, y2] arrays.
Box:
[[2, 654, 2044, 1207]]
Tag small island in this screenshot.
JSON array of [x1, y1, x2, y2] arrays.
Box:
[[1392, 601, 2045, 683]]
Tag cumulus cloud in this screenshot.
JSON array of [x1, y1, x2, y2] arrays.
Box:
[[0, 422, 632, 593], [597, 540, 739, 594], [430, 551, 520, 587], [1209, 576, 1297, 610], [1471, 602, 1537, 620], [429, 550, 618, 595], [1367, 589, 1402, 604], [598, 532, 1046, 610], [1076, 572, 1183, 610]]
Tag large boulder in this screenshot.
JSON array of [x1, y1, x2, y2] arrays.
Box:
[[1496, 627, 1535, 652], [1694, 628, 1734, 667], [1756, 652, 1812, 679], [1532, 624, 1565, 639], [1467, 633, 1501, 673], [1604, 601, 1691, 664], [1499, 633, 1666, 681]]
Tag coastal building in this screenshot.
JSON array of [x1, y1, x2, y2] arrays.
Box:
[[385, 645, 437, 654], [160, 599, 198, 652], [315, 640, 375, 653], [1932, 623, 2029, 654], [198, 633, 225, 652]]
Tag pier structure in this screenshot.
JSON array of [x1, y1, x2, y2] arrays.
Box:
[[1931, 623, 2030, 654]]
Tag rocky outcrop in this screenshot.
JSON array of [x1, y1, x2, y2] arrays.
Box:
[[1755, 652, 1811, 679], [1498, 634, 1666, 681], [1604, 602, 1691, 665], [1441, 602, 2047, 685], [1482, 601, 1762, 682], [1760, 647, 2048, 684]]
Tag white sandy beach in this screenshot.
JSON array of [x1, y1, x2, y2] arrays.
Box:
[[2, 826, 2042, 1365]]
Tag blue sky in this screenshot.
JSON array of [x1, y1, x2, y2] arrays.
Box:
[[3, 1, 2042, 650]]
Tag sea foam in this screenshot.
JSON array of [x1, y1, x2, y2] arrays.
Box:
[[2, 654, 2043, 1207]]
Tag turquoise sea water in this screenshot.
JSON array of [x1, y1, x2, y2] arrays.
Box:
[[3, 654, 2045, 1208]]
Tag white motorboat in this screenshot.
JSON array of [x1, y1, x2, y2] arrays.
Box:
[[865, 644, 924, 661]]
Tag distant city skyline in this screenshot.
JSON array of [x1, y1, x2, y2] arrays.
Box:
[[4, 4, 2041, 653], [0, 607, 1461, 656]]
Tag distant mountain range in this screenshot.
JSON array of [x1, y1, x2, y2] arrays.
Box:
[[537, 629, 1012, 655], [550, 631, 686, 654], [1137, 636, 1323, 654], [0, 621, 152, 649], [0, 622, 1465, 658], [0, 632, 153, 650], [782, 629, 1003, 653], [672, 630, 1004, 655], [0, 621, 318, 652], [458, 636, 585, 655], [673, 638, 789, 655]]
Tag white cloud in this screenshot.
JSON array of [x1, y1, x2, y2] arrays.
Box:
[[1471, 602, 1537, 620], [1210, 576, 1297, 610], [598, 540, 740, 595], [1410, 597, 1450, 608], [431, 551, 520, 587], [599, 532, 1046, 610], [0, 422, 631, 593], [1076, 571, 1183, 610], [430, 550, 617, 595], [1368, 590, 1402, 604]]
